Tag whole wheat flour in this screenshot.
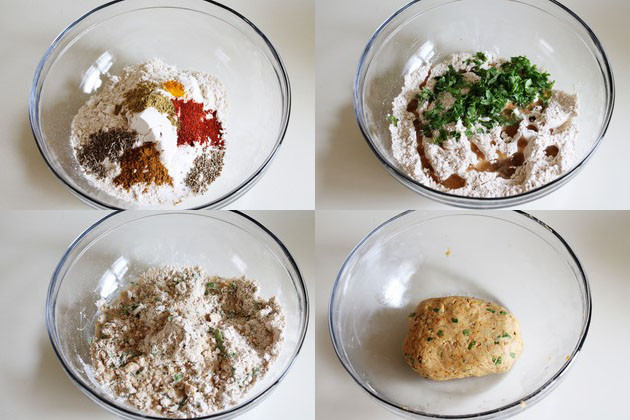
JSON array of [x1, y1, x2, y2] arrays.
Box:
[[71, 59, 228, 205], [89, 266, 285, 418], [389, 52, 579, 197]]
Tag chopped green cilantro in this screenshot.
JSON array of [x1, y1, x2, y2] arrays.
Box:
[[205, 282, 218, 295], [121, 303, 139, 315], [463, 329, 470, 336], [416, 88, 435, 103], [387, 114, 399, 127], [417, 53, 554, 144], [211, 329, 227, 355]]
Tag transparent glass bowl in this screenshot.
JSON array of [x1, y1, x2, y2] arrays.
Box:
[[46, 211, 309, 419], [30, 0, 291, 209], [329, 211, 591, 419], [354, 0, 615, 208]]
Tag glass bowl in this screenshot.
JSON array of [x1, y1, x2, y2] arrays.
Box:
[[46, 211, 309, 419], [30, 0, 291, 209], [329, 211, 591, 418], [354, 0, 615, 208]]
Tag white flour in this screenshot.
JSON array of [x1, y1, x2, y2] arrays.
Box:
[[70, 59, 228, 205], [90, 266, 285, 418], [390, 52, 579, 197]]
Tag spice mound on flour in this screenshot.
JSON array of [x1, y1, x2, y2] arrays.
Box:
[[71, 59, 228, 205], [388, 52, 579, 197], [89, 266, 285, 418]]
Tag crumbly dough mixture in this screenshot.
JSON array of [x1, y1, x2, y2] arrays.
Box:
[[390, 52, 579, 197], [90, 266, 284, 418], [403, 296, 523, 380]]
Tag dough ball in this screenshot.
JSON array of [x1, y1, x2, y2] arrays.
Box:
[[402, 296, 523, 380]]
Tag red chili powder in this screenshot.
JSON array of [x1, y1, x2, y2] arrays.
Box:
[[172, 99, 224, 148]]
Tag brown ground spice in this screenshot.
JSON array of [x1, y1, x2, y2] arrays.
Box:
[[114, 143, 173, 190], [76, 129, 137, 179]]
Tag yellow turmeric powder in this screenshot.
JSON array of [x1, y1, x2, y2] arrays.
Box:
[[163, 80, 186, 98]]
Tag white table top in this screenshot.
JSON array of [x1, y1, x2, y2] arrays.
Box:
[[315, 210, 630, 419], [316, 0, 630, 210], [0, 0, 314, 210], [0, 210, 315, 420]]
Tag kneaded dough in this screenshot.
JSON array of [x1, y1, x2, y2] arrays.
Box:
[[402, 296, 523, 380]]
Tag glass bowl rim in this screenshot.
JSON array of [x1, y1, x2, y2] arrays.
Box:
[[29, 0, 292, 210], [328, 210, 592, 418], [45, 210, 310, 419], [353, 0, 615, 208]]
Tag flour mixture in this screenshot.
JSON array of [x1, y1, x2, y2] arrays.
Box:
[[89, 266, 285, 418], [71, 59, 228, 205], [389, 52, 579, 197]]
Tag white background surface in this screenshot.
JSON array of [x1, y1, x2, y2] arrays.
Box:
[[316, 0, 630, 210], [0, 0, 314, 210], [0, 210, 315, 420], [315, 210, 630, 419]]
